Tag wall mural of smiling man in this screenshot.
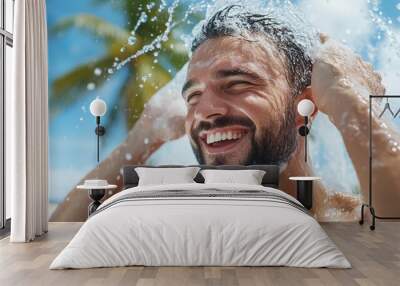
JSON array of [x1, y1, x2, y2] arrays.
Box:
[[49, 3, 400, 223], [182, 5, 357, 220]]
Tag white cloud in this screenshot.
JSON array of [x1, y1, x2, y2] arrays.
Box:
[[297, 0, 373, 51]]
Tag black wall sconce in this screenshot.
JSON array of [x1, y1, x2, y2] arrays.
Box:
[[297, 99, 315, 163], [89, 97, 107, 163]]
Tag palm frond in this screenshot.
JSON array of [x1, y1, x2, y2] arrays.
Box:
[[49, 0, 201, 128], [50, 55, 115, 117], [51, 14, 130, 44]]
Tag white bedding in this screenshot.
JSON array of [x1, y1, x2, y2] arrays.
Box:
[[50, 183, 350, 269]]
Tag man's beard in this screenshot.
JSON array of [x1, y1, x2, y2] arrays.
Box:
[[189, 101, 298, 166]]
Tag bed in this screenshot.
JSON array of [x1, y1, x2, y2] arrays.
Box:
[[50, 165, 350, 269]]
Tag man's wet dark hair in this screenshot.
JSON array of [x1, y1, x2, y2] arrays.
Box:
[[191, 5, 312, 96]]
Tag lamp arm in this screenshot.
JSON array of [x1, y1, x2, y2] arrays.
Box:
[[94, 116, 106, 163], [304, 116, 308, 163], [96, 116, 100, 163]]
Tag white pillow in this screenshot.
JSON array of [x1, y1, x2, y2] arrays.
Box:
[[135, 167, 200, 186], [200, 169, 266, 185]]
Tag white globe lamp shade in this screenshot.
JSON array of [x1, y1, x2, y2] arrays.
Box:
[[297, 99, 315, 117], [90, 98, 107, 117]]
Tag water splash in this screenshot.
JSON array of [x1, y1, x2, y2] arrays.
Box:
[[88, 0, 400, 84], [113, 0, 181, 73], [103, 0, 209, 76]]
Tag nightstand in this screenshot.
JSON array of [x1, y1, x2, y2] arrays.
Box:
[[77, 184, 117, 216], [289, 177, 321, 210]]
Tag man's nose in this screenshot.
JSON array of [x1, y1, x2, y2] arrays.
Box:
[[194, 91, 229, 121]]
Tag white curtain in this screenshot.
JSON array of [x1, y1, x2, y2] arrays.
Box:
[[7, 0, 49, 242]]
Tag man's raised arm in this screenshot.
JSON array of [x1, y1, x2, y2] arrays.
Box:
[[311, 36, 400, 217]]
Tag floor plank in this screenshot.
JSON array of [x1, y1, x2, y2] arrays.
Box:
[[0, 222, 399, 286]]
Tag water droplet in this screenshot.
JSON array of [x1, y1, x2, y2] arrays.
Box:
[[125, 153, 132, 160], [120, 47, 126, 53], [79, 117, 84, 121], [139, 84, 144, 88], [114, 57, 120, 62], [144, 138, 149, 144], [146, 3, 155, 10], [140, 12, 148, 22], [128, 36, 136, 46], [87, 82, 96, 90], [94, 68, 102, 76], [108, 68, 114, 74]]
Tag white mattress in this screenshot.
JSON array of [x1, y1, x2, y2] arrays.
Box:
[[50, 183, 350, 269]]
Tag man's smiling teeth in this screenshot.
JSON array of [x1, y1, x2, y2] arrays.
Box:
[[206, 131, 244, 144]]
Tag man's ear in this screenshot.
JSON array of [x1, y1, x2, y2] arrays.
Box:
[[295, 86, 318, 128]]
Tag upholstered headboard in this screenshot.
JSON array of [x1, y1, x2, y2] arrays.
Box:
[[122, 165, 280, 189]]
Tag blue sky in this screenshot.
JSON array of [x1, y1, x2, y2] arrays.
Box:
[[47, 0, 400, 204]]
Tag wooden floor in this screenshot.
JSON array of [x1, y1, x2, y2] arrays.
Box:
[[0, 222, 399, 286]]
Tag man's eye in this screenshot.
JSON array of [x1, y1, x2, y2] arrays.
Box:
[[187, 92, 201, 105], [225, 80, 252, 89]]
